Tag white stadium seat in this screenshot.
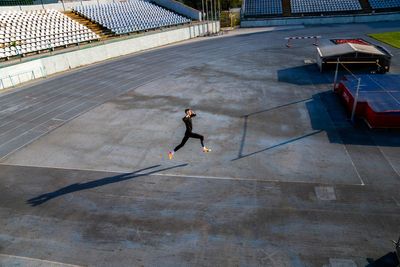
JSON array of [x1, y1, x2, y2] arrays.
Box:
[[72, 0, 191, 35], [0, 9, 100, 60]]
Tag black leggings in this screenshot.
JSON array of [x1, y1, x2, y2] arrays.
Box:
[[174, 132, 204, 152]]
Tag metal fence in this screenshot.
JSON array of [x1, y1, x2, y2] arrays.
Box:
[[0, 0, 34, 6], [0, 67, 47, 90]]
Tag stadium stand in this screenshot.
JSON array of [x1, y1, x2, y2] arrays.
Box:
[[0, 0, 57, 6], [0, 9, 99, 60], [0, 0, 34, 6], [368, 0, 400, 9], [290, 0, 362, 13], [73, 1, 191, 35], [244, 0, 283, 16]]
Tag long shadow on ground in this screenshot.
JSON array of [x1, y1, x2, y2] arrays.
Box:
[[277, 64, 332, 85], [233, 90, 400, 161], [27, 163, 187, 206], [310, 90, 400, 147]]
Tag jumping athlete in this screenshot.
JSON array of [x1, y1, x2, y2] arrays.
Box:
[[168, 109, 211, 159]]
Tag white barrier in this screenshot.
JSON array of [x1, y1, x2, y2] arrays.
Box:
[[0, 67, 47, 90], [0, 21, 220, 90], [285, 35, 321, 47]]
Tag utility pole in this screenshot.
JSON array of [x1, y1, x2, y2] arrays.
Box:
[[210, 0, 214, 21], [205, 0, 209, 21], [214, 0, 217, 20], [201, 0, 205, 21], [205, 0, 209, 34], [218, 0, 221, 20]]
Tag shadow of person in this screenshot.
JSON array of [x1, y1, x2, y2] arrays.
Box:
[[366, 251, 399, 267], [27, 163, 187, 207]]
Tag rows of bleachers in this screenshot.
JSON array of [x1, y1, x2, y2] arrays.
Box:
[[73, 1, 191, 35], [0, 9, 99, 59], [244, 0, 283, 16], [368, 0, 400, 9], [291, 0, 362, 13]]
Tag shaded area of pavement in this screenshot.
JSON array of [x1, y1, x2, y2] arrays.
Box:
[[1, 164, 400, 266], [27, 164, 187, 206]]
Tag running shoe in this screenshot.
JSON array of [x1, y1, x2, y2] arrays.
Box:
[[203, 147, 211, 153]]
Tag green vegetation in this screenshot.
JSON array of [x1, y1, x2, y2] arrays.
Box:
[[220, 10, 240, 27], [368, 32, 400, 49]]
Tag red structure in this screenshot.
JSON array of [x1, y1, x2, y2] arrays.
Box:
[[331, 38, 370, 45], [336, 74, 400, 128]]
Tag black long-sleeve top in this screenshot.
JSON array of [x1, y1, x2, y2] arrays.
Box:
[[182, 113, 196, 133]]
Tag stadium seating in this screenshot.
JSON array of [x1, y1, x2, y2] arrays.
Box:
[[0, 9, 99, 59], [291, 0, 362, 13], [73, 1, 191, 35], [244, 0, 283, 16], [368, 0, 400, 9]]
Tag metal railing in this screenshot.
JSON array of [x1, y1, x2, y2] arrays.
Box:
[[0, 66, 47, 90]]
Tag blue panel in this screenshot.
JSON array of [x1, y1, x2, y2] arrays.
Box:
[[342, 75, 400, 112]]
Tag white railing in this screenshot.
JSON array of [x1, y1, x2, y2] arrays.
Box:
[[0, 66, 47, 90]]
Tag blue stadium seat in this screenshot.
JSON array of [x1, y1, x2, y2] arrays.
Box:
[[368, 0, 400, 9], [290, 0, 362, 13], [244, 0, 283, 16]]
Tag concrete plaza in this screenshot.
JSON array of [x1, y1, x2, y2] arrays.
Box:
[[1, 22, 400, 266]]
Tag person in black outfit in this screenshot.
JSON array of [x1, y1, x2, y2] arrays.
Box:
[[168, 109, 211, 159]]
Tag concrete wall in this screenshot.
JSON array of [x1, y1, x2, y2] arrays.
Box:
[[152, 0, 201, 20], [0, 21, 220, 90], [241, 12, 400, 27]]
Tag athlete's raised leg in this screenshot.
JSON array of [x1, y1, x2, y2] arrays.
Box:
[[189, 132, 211, 152]]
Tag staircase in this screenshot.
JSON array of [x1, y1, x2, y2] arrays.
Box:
[[282, 0, 292, 16], [358, 0, 372, 13], [64, 11, 113, 40]]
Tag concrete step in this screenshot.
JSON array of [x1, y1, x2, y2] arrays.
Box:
[[64, 11, 113, 40]]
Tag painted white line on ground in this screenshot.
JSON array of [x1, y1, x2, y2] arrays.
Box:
[[152, 172, 365, 186], [376, 145, 400, 181], [342, 145, 365, 186], [0, 163, 366, 186], [314, 94, 365, 186], [0, 253, 83, 267], [392, 197, 400, 207], [0, 162, 130, 174], [151, 172, 259, 181], [0, 130, 50, 161]]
